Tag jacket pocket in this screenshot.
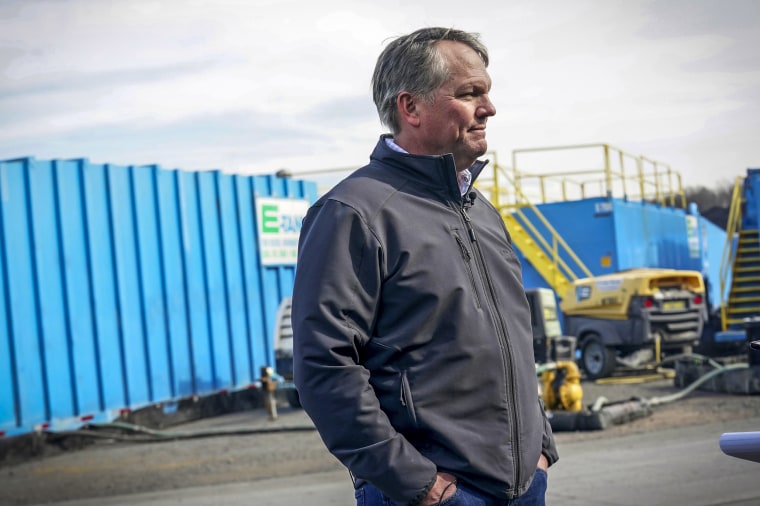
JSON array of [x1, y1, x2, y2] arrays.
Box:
[[399, 370, 419, 429], [454, 233, 482, 309]]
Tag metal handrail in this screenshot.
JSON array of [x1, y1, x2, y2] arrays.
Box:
[[719, 176, 745, 330], [509, 143, 686, 207]]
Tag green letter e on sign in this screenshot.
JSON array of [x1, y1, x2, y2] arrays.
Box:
[[262, 204, 279, 233], [255, 197, 309, 266]]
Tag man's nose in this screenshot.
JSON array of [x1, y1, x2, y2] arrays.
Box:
[[477, 96, 496, 117]]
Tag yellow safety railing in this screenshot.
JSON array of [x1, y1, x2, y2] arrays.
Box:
[[288, 143, 687, 209], [506, 143, 686, 207], [719, 176, 745, 330]]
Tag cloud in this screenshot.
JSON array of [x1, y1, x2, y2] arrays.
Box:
[[0, 0, 757, 187]]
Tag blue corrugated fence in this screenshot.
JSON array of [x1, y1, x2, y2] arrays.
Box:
[[0, 157, 317, 437]]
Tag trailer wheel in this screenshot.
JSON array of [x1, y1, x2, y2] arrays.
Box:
[[580, 335, 616, 380]]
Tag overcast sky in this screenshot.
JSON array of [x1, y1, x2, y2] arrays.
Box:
[[1, 0, 758, 192]]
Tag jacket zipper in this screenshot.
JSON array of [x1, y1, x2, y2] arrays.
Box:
[[459, 202, 522, 496], [455, 235, 482, 309]]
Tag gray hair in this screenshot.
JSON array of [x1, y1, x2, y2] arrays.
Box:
[[371, 27, 489, 135]]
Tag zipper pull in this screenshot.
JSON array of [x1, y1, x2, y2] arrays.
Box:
[[461, 207, 477, 242]]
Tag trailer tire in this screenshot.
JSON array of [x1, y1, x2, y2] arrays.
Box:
[[580, 334, 616, 380]]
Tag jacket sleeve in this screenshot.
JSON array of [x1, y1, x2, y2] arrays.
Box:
[[538, 397, 559, 466], [291, 198, 437, 505]]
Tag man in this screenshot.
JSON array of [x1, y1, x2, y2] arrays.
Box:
[[292, 27, 558, 505]]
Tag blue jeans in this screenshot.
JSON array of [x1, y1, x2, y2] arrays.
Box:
[[354, 469, 547, 506]]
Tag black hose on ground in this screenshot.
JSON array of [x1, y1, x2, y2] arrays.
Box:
[[46, 421, 316, 443], [549, 357, 751, 431]]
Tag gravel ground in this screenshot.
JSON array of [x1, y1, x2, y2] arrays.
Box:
[[1, 371, 759, 506]]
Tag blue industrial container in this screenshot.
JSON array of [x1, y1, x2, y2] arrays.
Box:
[[0, 157, 317, 438], [516, 197, 726, 313]]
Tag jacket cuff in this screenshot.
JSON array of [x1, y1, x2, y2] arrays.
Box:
[[542, 448, 559, 467], [407, 474, 437, 506], [539, 398, 559, 467]]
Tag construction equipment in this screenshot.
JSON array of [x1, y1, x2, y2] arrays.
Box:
[[560, 268, 707, 379], [530, 287, 656, 432], [539, 361, 583, 412], [525, 288, 576, 364], [536, 359, 655, 432]]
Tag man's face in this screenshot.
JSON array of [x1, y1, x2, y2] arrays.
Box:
[[415, 41, 496, 171]]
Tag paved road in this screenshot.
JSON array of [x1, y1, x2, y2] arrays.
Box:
[[38, 416, 760, 506]]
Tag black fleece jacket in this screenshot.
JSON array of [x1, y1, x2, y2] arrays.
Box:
[[292, 136, 558, 505]]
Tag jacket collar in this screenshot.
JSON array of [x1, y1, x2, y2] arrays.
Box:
[[370, 134, 489, 197]]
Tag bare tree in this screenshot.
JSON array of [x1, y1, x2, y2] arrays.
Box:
[[684, 180, 735, 229]]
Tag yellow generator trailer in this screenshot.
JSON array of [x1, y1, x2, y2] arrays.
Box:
[[560, 268, 707, 379]]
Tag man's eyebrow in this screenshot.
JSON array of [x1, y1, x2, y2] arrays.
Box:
[[459, 79, 491, 91]]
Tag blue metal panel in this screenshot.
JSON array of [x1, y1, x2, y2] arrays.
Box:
[[108, 164, 150, 407], [610, 202, 651, 269], [0, 160, 20, 431], [28, 160, 73, 422], [745, 168, 760, 230], [1, 159, 47, 426], [612, 201, 702, 273], [234, 175, 266, 381], [700, 216, 727, 312], [82, 162, 127, 409], [132, 165, 171, 402], [55, 159, 101, 415], [197, 172, 233, 390], [177, 170, 213, 394], [300, 178, 320, 206], [217, 173, 248, 386], [155, 169, 192, 398], [613, 203, 649, 267], [0, 257, 12, 431], [253, 175, 283, 367]]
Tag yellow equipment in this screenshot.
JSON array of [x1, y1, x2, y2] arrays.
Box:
[[560, 268, 707, 379], [540, 361, 584, 412]]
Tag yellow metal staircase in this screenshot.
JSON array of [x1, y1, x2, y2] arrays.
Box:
[[725, 229, 760, 327], [501, 210, 591, 298], [720, 177, 760, 329]]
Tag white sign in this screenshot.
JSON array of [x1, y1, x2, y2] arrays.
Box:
[[256, 197, 309, 265], [594, 201, 613, 215], [595, 278, 623, 292], [685, 215, 701, 259]]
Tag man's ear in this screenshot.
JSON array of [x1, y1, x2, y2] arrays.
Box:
[[397, 92, 421, 128]]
